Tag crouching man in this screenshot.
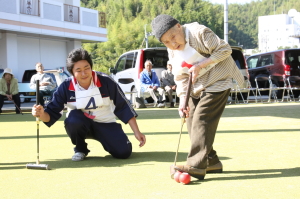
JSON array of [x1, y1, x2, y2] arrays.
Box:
[[32, 48, 146, 161]]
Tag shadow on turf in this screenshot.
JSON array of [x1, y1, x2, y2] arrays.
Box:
[[0, 127, 298, 140], [1, 104, 300, 123], [136, 104, 300, 119], [1, 159, 299, 183], [205, 167, 300, 181], [0, 152, 230, 170]]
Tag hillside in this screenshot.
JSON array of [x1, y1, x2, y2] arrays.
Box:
[[80, 0, 300, 73]]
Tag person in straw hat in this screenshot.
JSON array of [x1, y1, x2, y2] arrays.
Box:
[[0, 68, 21, 114]]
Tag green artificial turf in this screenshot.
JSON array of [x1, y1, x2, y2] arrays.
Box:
[[0, 103, 300, 199]]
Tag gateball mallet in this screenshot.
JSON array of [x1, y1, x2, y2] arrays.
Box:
[[170, 73, 193, 178], [26, 80, 50, 170], [9, 97, 23, 115]]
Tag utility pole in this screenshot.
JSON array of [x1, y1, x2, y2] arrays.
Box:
[[144, 24, 152, 48], [224, 0, 228, 43]]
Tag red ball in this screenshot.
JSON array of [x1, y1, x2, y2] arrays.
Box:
[[174, 171, 182, 183], [179, 172, 191, 185]]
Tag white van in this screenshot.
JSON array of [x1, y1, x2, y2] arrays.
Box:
[[109, 47, 169, 103], [109, 46, 249, 103]]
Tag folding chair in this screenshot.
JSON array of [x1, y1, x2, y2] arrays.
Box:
[[268, 75, 287, 102], [229, 78, 246, 104], [285, 76, 300, 102], [255, 76, 270, 103], [243, 77, 257, 103], [230, 76, 257, 104]]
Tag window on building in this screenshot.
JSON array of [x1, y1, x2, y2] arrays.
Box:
[[20, 0, 40, 16]]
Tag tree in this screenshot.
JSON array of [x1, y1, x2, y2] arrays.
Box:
[[80, 0, 300, 73]]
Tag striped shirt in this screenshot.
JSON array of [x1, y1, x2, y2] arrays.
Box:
[[168, 22, 244, 99]]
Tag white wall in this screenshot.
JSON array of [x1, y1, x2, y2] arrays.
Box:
[[0, 32, 6, 70], [7, 33, 19, 79], [40, 39, 67, 69], [67, 40, 81, 55], [16, 36, 67, 81], [0, 0, 17, 14], [52, 0, 80, 7], [0, 33, 18, 78]]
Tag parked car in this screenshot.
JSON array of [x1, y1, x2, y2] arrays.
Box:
[[19, 69, 70, 102], [246, 49, 300, 97], [109, 46, 249, 102]]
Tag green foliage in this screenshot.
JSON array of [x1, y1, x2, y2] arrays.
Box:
[[81, 0, 300, 73]]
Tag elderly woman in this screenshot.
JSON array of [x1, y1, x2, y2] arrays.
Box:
[[0, 68, 21, 114]]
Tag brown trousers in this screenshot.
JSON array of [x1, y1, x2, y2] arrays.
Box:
[[186, 89, 230, 169]]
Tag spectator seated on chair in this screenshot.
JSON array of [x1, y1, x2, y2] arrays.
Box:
[[30, 62, 56, 106], [161, 61, 177, 108], [140, 60, 166, 108], [0, 68, 21, 114]]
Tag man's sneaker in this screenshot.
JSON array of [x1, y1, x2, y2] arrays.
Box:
[[174, 165, 206, 180], [206, 161, 223, 173], [169, 102, 175, 108], [157, 103, 165, 108], [72, 152, 86, 161]]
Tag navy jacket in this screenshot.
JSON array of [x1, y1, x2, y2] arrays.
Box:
[[44, 71, 137, 127]]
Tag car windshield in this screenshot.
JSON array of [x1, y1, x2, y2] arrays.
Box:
[[144, 50, 169, 69], [46, 72, 70, 87]]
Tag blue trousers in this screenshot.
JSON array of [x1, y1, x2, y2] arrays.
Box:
[[64, 109, 132, 159]]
